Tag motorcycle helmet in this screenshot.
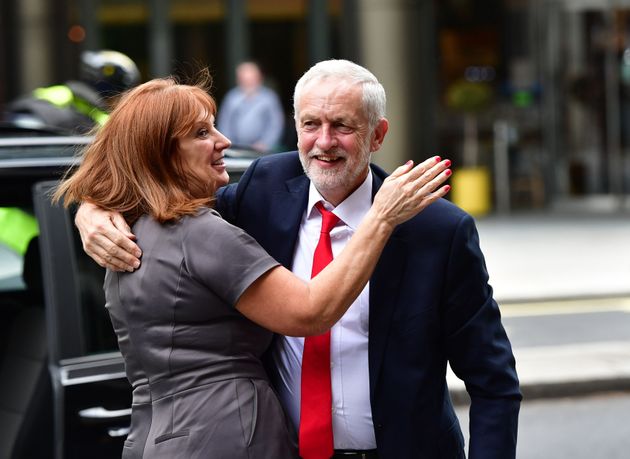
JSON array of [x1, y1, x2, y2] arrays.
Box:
[[80, 50, 141, 96]]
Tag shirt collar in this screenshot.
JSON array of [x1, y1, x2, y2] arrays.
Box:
[[306, 169, 373, 230]]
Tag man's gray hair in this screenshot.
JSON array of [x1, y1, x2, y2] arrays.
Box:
[[293, 59, 386, 129]]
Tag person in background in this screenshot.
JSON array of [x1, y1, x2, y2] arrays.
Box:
[[217, 61, 285, 152], [57, 72, 451, 458], [4, 50, 140, 134], [75, 59, 520, 458]]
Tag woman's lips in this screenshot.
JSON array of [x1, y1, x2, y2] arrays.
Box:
[[211, 157, 225, 167]]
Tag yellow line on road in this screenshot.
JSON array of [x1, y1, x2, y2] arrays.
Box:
[[500, 297, 630, 317]]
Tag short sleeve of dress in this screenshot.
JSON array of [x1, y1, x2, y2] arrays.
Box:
[[182, 208, 280, 306]]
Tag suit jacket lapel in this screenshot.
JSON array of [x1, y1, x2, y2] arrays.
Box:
[[268, 165, 405, 398], [368, 170, 407, 400], [268, 175, 309, 268]]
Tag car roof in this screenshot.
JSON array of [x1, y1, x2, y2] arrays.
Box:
[[0, 133, 259, 169], [0, 136, 88, 168], [0, 129, 259, 208]]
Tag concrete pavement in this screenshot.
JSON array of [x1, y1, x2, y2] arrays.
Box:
[[477, 213, 630, 303], [447, 212, 630, 403]]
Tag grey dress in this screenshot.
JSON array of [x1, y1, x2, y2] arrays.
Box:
[[104, 208, 298, 459]]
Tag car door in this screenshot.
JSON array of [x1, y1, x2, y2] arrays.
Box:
[[33, 180, 131, 459]]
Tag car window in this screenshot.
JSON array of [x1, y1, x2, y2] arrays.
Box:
[[0, 207, 39, 291], [0, 242, 24, 290]]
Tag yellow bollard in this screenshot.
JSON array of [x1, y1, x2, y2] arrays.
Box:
[[451, 167, 491, 216]]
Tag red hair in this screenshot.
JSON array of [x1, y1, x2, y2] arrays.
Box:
[[55, 74, 219, 224]]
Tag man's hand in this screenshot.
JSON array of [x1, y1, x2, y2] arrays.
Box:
[[75, 202, 142, 272]]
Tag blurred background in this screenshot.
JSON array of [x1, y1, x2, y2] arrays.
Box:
[[1, 0, 630, 457], [6, 0, 630, 213]]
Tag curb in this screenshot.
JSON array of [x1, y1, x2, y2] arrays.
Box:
[[449, 376, 630, 406]]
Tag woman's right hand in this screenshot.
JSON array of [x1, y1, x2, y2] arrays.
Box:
[[75, 202, 142, 271], [369, 156, 451, 229], [238, 156, 452, 336]]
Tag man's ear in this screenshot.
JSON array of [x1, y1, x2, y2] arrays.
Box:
[[370, 118, 389, 152]]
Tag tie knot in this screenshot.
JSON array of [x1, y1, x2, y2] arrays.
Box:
[[315, 202, 339, 234]]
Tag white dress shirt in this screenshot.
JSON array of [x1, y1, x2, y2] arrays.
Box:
[[270, 170, 376, 450]]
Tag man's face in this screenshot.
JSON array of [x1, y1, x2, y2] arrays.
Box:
[[236, 63, 262, 93], [296, 78, 378, 205]]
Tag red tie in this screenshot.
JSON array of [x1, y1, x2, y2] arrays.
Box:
[[299, 202, 340, 459]]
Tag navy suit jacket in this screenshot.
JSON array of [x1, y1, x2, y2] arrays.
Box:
[[216, 152, 521, 459]]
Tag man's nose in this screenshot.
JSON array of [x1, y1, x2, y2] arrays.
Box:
[[315, 125, 337, 150]]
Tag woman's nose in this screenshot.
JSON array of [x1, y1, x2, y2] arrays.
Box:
[[215, 129, 232, 150]]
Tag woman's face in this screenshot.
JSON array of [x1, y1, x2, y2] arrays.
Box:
[[177, 113, 231, 190]]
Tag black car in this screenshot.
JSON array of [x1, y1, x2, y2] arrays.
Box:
[[0, 131, 258, 459]]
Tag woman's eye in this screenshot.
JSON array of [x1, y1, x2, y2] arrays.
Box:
[[198, 128, 209, 137]]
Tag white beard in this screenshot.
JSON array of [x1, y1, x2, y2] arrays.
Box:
[[299, 136, 372, 198]]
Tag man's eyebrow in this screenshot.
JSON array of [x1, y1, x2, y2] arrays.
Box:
[[297, 113, 354, 124], [331, 114, 356, 124]]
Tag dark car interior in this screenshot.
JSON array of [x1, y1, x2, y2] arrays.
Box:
[[0, 157, 57, 457], [0, 235, 53, 459], [0, 135, 64, 458], [0, 207, 129, 459]]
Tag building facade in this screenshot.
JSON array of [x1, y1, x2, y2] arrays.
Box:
[[3, 0, 630, 213]]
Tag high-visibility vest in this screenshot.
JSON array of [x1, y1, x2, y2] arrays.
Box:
[[0, 208, 39, 255], [33, 85, 109, 126]]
